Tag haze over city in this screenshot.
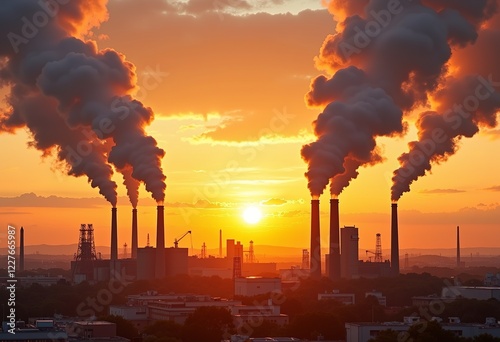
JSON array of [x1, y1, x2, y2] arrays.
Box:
[[0, 0, 499, 254]]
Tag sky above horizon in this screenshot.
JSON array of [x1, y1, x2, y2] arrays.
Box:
[[1, 0, 499, 256]]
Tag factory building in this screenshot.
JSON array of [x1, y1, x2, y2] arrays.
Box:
[[341, 226, 359, 279], [110, 292, 289, 329], [234, 276, 281, 297], [306, 199, 400, 280], [345, 317, 500, 342], [318, 290, 355, 305]]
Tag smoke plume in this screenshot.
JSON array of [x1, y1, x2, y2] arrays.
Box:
[[302, 0, 496, 198], [0, 0, 166, 204], [391, 1, 500, 201], [119, 165, 140, 208]]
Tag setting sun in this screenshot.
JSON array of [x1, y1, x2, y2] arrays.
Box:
[[242, 206, 263, 224]]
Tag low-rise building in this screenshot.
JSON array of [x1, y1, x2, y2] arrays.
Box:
[[235, 277, 281, 297], [318, 290, 355, 305], [109, 305, 148, 331], [442, 286, 500, 301], [346, 317, 500, 342]]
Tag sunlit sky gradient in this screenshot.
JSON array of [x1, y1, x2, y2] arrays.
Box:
[[1, 0, 499, 255]]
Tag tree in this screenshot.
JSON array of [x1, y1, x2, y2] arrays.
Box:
[[98, 315, 138, 339], [468, 335, 500, 342], [182, 306, 235, 342], [142, 320, 182, 340], [406, 320, 460, 342], [368, 329, 399, 342]]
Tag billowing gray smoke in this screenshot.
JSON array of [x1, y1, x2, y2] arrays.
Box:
[[0, 0, 166, 204], [302, 0, 497, 198], [391, 75, 500, 201], [119, 165, 140, 208]]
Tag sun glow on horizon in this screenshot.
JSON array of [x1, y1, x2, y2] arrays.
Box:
[[242, 205, 263, 224]]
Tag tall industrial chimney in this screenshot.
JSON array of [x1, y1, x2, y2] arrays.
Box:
[[391, 203, 400, 276], [111, 207, 118, 261], [155, 205, 165, 278], [456, 226, 461, 268], [131, 208, 138, 259], [310, 199, 321, 279], [20, 226, 25, 272], [219, 229, 222, 258], [329, 198, 341, 280]]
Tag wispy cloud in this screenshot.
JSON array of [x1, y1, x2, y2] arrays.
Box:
[[261, 198, 288, 206], [420, 189, 466, 194], [0, 193, 226, 209], [485, 185, 500, 192]]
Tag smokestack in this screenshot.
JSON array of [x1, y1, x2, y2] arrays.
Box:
[[329, 199, 340, 280], [391, 203, 399, 276], [155, 205, 165, 278], [219, 229, 222, 258], [457, 226, 461, 268], [20, 227, 24, 272], [131, 208, 138, 259], [310, 199, 321, 279], [111, 207, 118, 261]]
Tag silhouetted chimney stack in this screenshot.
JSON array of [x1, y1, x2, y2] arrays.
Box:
[[457, 225, 461, 268], [131, 208, 138, 259], [111, 207, 118, 261], [329, 198, 341, 280], [391, 203, 400, 276], [310, 199, 321, 279], [155, 205, 165, 278], [219, 229, 222, 258]]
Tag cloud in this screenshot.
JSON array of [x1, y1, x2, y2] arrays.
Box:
[[0, 211, 32, 215], [0, 193, 225, 209], [485, 185, 500, 192], [97, 4, 333, 144], [261, 198, 288, 206], [274, 210, 306, 217], [0, 193, 109, 208], [420, 189, 466, 194]]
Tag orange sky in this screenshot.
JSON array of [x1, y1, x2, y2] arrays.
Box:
[[1, 0, 499, 256]]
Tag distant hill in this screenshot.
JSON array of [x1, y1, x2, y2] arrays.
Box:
[[3, 244, 499, 259], [0, 244, 109, 257]]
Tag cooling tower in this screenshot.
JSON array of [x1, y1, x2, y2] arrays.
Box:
[[310, 199, 321, 278], [329, 199, 340, 280], [131, 208, 138, 259], [391, 203, 399, 276], [111, 207, 118, 261], [155, 205, 165, 278]]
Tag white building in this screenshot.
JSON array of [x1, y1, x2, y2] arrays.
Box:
[[318, 290, 355, 305], [234, 277, 281, 297], [345, 317, 500, 342], [341, 226, 359, 279], [442, 286, 500, 301], [231, 300, 289, 328], [109, 305, 148, 331]]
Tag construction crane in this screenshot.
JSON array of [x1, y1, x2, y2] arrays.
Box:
[[174, 230, 192, 248]]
